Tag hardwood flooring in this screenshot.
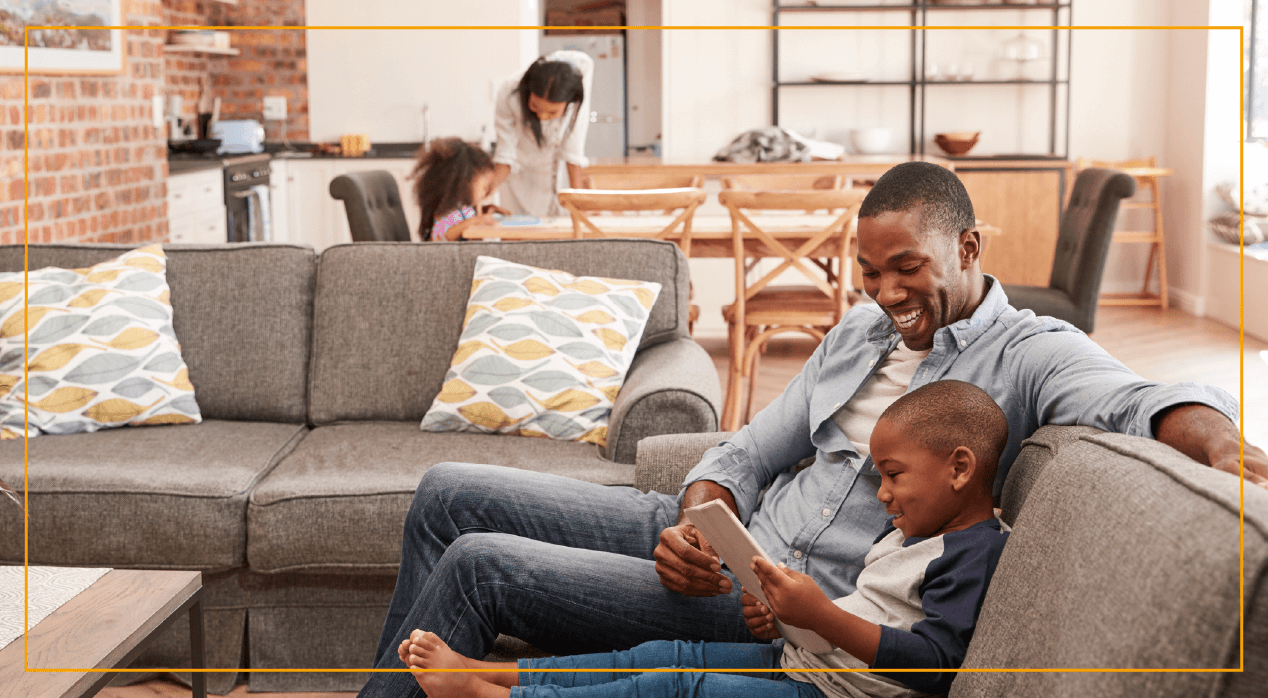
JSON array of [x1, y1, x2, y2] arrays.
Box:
[[98, 306, 1266, 698]]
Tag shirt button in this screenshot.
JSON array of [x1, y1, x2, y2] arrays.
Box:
[[960, 339, 967, 347], [834, 401, 842, 409], [868, 359, 876, 367], [793, 550, 803, 559], [822, 508, 832, 517]]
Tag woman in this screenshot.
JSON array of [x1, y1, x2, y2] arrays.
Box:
[[491, 50, 594, 217]]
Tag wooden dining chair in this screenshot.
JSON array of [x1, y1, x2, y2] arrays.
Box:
[[583, 172, 705, 190], [557, 187, 709, 332], [718, 188, 867, 430], [1075, 156, 1170, 309], [721, 174, 848, 214]]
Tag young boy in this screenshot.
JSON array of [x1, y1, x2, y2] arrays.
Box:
[[398, 379, 1011, 698]]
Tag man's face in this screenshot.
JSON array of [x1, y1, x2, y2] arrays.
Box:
[[871, 417, 960, 539], [856, 208, 977, 351]]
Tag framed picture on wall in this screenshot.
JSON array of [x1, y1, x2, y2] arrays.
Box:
[[0, 0, 123, 74]]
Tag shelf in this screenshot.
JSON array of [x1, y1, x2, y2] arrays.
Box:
[[776, 2, 1069, 10], [164, 45, 240, 56], [778, 79, 1068, 86]]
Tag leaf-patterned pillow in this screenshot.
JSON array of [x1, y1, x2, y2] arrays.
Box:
[[0, 245, 202, 439], [420, 256, 661, 446]]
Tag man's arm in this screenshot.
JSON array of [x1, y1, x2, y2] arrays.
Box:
[[1154, 404, 1268, 486]]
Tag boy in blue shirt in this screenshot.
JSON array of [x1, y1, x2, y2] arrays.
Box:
[[399, 379, 1010, 698]]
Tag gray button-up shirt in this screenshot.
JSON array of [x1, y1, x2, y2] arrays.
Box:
[[679, 278, 1238, 599]]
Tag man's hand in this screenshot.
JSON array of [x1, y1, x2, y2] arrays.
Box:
[[740, 587, 781, 640], [654, 522, 732, 596], [1156, 404, 1268, 489], [750, 556, 833, 631]]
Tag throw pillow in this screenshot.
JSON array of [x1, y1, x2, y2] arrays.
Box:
[[0, 245, 202, 439], [420, 255, 662, 446]]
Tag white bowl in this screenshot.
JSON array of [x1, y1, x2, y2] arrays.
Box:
[[850, 128, 893, 155]]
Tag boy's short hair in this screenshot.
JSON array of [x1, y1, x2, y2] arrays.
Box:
[[879, 380, 1009, 487], [857, 161, 976, 240]]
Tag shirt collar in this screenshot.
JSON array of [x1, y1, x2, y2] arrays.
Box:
[[864, 274, 1008, 350]]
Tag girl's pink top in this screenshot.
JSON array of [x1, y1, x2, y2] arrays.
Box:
[[432, 205, 477, 241]]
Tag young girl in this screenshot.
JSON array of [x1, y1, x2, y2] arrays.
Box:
[[413, 137, 502, 242]]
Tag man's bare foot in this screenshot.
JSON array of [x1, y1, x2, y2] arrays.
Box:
[[406, 631, 511, 698], [401, 630, 518, 688]]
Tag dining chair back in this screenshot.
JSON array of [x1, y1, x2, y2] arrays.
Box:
[[721, 174, 848, 214], [329, 170, 412, 242], [557, 187, 708, 254], [1001, 167, 1136, 333], [584, 173, 704, 190], [717, 188, 867, 429]]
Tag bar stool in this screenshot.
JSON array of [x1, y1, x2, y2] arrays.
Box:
[[1076, 157, 1173, 309]]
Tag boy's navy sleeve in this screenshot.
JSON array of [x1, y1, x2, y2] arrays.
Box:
[[870, 522, 1009, 695]]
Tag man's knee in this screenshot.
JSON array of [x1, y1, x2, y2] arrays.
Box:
[[438, 532, 522, 581]]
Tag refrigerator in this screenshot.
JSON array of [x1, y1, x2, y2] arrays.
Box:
[[539, 34, 626, 159]]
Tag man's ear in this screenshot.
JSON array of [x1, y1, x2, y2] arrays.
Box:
[[948, 445, 977, 491], [958, 228, 981, 269]]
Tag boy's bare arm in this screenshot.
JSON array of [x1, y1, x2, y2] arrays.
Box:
[[752, 556, 882, 666]]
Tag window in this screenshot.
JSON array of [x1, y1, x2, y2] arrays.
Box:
[[1248, 0, 1268, 139]]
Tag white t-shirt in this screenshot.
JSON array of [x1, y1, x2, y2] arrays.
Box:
[[831, 341, 931, 461]]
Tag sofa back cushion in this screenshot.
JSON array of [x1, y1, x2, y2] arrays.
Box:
[[951, 432, 1268, 697], [308, 239, 689, 425], [0, 244, 316, 423]]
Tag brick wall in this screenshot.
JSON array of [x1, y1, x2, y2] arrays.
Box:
[[163, 0, 308, 143], [0, 1, 167, 245]]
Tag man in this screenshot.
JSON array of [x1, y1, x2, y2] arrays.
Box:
[[357, 162, 1266, 698]]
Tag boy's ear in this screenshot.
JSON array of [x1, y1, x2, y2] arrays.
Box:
[[948, 445, 977, 492]]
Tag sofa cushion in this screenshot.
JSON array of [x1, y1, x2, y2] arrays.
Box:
[[307, 240, 689, 425], [0, 419, 307, 570], [997, 424, 1103, 526], [0, 244, 317, 423], [246, 422, 634, 574], [951, 432, 1268, 697]]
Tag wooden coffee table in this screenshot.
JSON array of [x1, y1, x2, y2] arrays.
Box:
[[0, 569, 206, 698]]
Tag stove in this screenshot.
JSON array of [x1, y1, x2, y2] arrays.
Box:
[[169, 152, 272, 242]]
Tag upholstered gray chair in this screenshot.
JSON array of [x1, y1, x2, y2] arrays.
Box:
[[329, 170, 412, 242], [1002, 168, 1136, 333]]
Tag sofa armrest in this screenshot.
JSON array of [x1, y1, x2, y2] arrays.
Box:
[[604, 338, 723, 464], [633, 431, 736, 494]]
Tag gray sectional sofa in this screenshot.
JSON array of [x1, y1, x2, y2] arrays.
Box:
[[636, 426, 1267, 697], [0, 240, 721, 694]]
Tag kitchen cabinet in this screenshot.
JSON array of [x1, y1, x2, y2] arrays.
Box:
[[167, 169, 226, 244], [272, 157, 420, 251], [956, 159, 1073, 287]]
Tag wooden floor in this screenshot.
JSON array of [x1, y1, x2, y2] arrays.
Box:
[[99, 306, 1267, 698]]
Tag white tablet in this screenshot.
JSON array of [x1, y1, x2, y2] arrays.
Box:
[[685, 500, 834, 654]]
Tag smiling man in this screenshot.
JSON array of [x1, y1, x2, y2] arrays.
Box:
[[358, 162, 1266, 698]]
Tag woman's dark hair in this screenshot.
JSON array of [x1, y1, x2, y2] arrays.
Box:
[[412, 137, 494, 241], [516, 56, 585, 148]]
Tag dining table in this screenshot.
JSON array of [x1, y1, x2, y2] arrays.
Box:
[[461, 212, 1001, 259]]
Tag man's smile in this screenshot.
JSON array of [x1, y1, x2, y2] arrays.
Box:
[[890, 308, 923, 331]]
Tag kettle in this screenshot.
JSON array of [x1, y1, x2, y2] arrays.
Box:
[[210, 120, 265, 154]]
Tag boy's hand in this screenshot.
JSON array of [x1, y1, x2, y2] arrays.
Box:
[[751, 556, 833, 631], [740, 587, 781, 640]]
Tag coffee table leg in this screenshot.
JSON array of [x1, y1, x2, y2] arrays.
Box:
[[189, 599, 206, 698]]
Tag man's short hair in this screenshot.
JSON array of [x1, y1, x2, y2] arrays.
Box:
[[879, 380, 1009, 488], [858, 161, 976, 239]]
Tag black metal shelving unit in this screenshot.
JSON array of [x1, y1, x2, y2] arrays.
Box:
[[772, 1, 1074, 157]]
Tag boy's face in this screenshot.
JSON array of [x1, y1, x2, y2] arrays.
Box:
[[871, 416, 963, 539]]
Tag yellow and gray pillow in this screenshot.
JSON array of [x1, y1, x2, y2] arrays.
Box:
[[0, 245, 201, 439], [421, 255, 661, 446]]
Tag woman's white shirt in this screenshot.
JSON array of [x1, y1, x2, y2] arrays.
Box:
[[492, 50, 594, 216]]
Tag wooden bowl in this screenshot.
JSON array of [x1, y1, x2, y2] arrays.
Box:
[[934, 132, 980, 156]]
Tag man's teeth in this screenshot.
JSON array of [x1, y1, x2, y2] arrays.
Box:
[[894, 309, 922, 329]]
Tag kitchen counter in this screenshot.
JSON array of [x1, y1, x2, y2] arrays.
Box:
[[168, 159, 224, 176]]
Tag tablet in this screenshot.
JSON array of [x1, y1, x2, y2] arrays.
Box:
[[684, 500, 834, 654]]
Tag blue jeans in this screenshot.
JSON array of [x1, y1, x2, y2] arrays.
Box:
[[357, 463, 757, 698], [512, 639, 827, 698]]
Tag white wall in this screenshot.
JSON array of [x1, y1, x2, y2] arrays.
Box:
[[305, 0, 539, 143], [626, 0, 662, 151]]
